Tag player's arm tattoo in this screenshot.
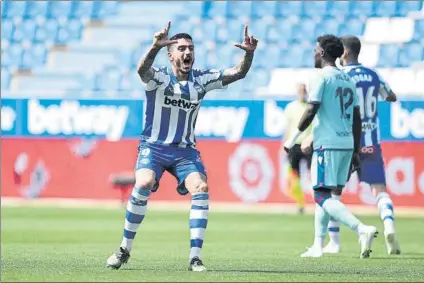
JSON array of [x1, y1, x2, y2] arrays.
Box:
[[297, 103, 320, 132], [352, 106, 362, 153], [137, 46, 161, 83], [222, 51, 254, 86]]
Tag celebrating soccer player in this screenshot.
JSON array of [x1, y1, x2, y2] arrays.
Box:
[[106, 21, 258, 271], [322, 36, 400, 255], [284, 35, 378, 259]]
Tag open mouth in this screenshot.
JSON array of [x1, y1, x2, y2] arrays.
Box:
[[183, 58, 192, 67]]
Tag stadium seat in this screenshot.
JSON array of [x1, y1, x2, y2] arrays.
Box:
[[397, 0, 423, 16], [2, 44, 23, 69], [249, 20, 270, 41], [55, 19, 83, 44], [377, 44, 400, 67], [315, 17, 340, 39], [91, 1, 119, 19], [24, 1, 49, 19], [227, 1, 252, 20], [350, 1, 374, 16], [11, 19, 36, 43], [275, 1, 303, 17], [339, 17, 365, 36], [20, 43, 48, 69], [398, 42, 423, 67], [292, 18, 316, 42], [374, 1, 398, 17], [303, 1, 328, 17], [279, 45, 305, 68], [46, 1, 72, 19], [69, 1, 94, 19], [205, 1, 227, 19], [3, 1, 26, 19], [251, 1, 277, 19], [413, 19, 424, 41], [327, 1, 350, 16], [1, 19, 14, 40], [274, 18, 296, 42], [33, 19, 59, 44], [215, 19, 243, 43]]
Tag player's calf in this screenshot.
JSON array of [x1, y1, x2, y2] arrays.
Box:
[[186, 173, 209, 271], [106, 169, 156, 269], [372, 184, 401, 255]]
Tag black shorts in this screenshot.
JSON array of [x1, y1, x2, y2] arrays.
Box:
[[288, 144, 312, 173]]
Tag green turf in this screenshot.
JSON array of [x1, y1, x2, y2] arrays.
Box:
[[1, 206, 424, 282]]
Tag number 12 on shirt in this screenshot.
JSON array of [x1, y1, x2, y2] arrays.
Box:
[[336, 87, 354, 120]]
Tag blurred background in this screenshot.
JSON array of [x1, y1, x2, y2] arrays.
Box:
[[1, 0, 424, 211]]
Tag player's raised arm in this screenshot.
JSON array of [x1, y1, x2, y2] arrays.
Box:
[[221, 25, 258, 86], [137, 21, 178, 84]]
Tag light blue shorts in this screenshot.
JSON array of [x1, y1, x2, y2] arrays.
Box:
[[311, 149, 353, 189]]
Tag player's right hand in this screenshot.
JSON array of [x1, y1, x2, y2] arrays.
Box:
[[152, 21, 178, 48]]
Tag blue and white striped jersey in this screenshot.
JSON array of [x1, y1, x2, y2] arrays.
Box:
[[140, 67, 227, 147], [342, 63, 392, 147]]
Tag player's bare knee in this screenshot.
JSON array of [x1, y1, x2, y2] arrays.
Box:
[[372, 184, 387, 196], [135, 169, 156, 190], [196, 182, 209, 193]]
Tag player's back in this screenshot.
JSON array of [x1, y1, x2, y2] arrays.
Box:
[[310, 66, 357, 150], [342, 64, 388, 147]]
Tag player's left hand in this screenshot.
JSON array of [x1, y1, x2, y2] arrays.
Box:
[[234, 25, 258, 53]]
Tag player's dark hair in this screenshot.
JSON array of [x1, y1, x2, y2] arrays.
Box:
[[317, 34, 344, 61], [168, 33, 193, 51], [169, 33, 193, 41], [340, 36, 361, 57]]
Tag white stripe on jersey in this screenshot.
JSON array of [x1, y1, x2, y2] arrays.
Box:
[[189, 105, 201, 143], [364, 118, 373, 147], [164, 84, 182, 144], [148, 87, 165, 143]]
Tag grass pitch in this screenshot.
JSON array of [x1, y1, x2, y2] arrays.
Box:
[[1, 206, 424, 282]]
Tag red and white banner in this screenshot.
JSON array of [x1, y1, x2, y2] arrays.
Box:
[[2, 139, 424, 208]]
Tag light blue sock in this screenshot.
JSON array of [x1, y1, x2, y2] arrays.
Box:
[[322, 198, 362, 232], [314, 203, 330, 248]]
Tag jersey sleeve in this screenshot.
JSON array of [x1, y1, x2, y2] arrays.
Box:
[[375, 70, 392, 99], [307, 74, 325, 104], [352, 82, 359, 107], [198, 69, 228, 92], [140, 67, 167, 91]]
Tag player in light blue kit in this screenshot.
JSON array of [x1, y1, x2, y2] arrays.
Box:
[[323, 36, 401, 255], [284, 35, 378, 259], [106, 22, 258, 271]]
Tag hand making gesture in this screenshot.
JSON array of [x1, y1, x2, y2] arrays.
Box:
[[234, 25, 258, 53], [152, 21, 178, 48]]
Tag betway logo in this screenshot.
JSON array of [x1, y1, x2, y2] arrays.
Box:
[[195, 106, 249, 142], [1, 106, 17, 131], [391, 103, 424, 139], [164, 96, 199, 110], [27, 99, 129, 141]]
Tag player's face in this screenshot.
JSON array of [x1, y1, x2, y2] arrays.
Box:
[[168, 38, 195, 74], [314, 42, 324, 68]]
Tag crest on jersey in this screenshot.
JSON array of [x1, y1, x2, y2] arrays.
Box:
[[141, 148, 150, 156]]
